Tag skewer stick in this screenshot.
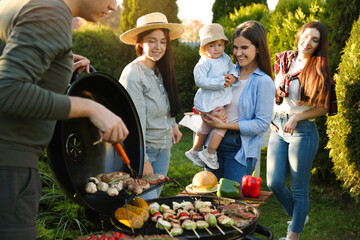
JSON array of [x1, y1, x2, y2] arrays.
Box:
[[216, 224, 225, 235], [192, 229, 200, 238], [124, 202, 134, 233], [163, 226, 174, 238], [232, 225, 243, 234], [204, 226, 213, 235]]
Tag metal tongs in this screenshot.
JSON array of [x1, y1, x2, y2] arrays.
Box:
[[112, 143, 138, 179]]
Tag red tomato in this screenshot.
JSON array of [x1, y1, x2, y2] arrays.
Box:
[[152, 212, 161, 217], [117, 233, 126, 238], [211, 210, 220, 214], [87, 235, 97, 240], [178, 212, 189, 218], [107, 237, 116, 240]]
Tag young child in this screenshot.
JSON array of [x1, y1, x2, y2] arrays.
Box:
[[185, 23, 238, 169]]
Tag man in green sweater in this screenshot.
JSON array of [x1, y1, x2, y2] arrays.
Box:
[[0, 0, 128, 239]]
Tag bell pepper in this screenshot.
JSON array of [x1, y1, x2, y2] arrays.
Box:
[[242, 171, 262, 198], [216, 178, 241, 199]]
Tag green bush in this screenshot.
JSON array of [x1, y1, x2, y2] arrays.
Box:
[[72, 26, 199, 121], [326, 16, 360, 198], [37, 159, 95, 240], [267, 0, 325, 63], [72, 26, 135, 79], [212, 0, 266, 22], [322, 0, 360, 74], [218, 3, 270, 54], [172, 42, 200, 116], [275, 0, 318, 16]]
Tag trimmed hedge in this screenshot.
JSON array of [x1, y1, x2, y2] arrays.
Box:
[[72, 26, 136, 79], [217, 3, 270, 57], [326, 16, 360, 198], [72, 26, 199, 120]]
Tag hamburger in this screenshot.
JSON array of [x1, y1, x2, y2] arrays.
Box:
[[191, 171, 218, 192]]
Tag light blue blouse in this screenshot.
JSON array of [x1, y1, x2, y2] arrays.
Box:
[[234, 64, 275, 166], [193, 53, 239, 112]]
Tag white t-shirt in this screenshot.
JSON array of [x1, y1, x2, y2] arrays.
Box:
[[226, 79, 248, 123], [274, 58, 314, 113]]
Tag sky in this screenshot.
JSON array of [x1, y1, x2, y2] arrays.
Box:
[[177, 0, 279, 24]]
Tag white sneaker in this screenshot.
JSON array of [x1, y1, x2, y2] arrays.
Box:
[[185, 149, 205, 167], [287, 215, 309, 234], [281, 215, 309, 240], [198, 149, 219, 169]]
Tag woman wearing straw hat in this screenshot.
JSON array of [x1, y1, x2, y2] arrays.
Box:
[[119, 12, 185, 199], [185, 23, 239, 170]]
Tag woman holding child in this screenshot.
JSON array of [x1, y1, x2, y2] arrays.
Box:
[[201, 21, 275, 184]]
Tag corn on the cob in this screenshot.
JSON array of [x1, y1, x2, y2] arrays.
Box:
[[132, 197, 150, 212], [126, 204, 149, 222], [114, 207, 143, 229]]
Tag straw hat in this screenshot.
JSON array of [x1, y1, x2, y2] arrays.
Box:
[[120, 12, 185, 45], [199, 23, 229, 48]]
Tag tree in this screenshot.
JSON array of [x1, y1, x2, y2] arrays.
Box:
[[120, 0, 180, 32], [212, 0, 267, 23], [179, 19, 204, 42], [266, 0, 325, 63], [326, 16, 360, 198], [275, 0, 315, 16], [97, 5, 122, 33], [322, 0, 360, 73]]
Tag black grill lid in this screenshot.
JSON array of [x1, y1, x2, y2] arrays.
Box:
[[48, 71, 144, 214]]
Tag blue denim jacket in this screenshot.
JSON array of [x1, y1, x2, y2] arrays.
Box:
[[234, 64, 275, 166]]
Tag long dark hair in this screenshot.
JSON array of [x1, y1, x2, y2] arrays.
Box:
[[136, 29, 181, 117], [297, 21, 331, 107], [232, 20, 273, 79]]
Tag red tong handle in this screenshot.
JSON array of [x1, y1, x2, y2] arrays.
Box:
[[113, 143, 130, 165]]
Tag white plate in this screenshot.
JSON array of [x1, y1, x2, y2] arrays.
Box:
[[185, 183, 218, 194]]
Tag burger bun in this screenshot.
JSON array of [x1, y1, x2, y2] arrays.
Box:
[[191, 171, 218, 192]]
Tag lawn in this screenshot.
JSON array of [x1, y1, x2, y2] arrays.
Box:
[[162, 127, 360, 240]]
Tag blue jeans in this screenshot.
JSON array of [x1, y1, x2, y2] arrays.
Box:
[[266, 112, 319, 233], [205, 130, 254, 185], [140, 147, 170, 200]]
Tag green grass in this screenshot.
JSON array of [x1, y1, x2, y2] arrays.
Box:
[[163, 127, 360, 240]]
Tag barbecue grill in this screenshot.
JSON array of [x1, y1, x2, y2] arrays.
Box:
[[48, 69, 273, 239]]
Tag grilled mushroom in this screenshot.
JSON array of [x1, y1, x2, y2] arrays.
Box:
[[88, 177, 100, 185], [97, 182, 109, 192], [85, 182, 97, 194], [107, 187, 119, 196]]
